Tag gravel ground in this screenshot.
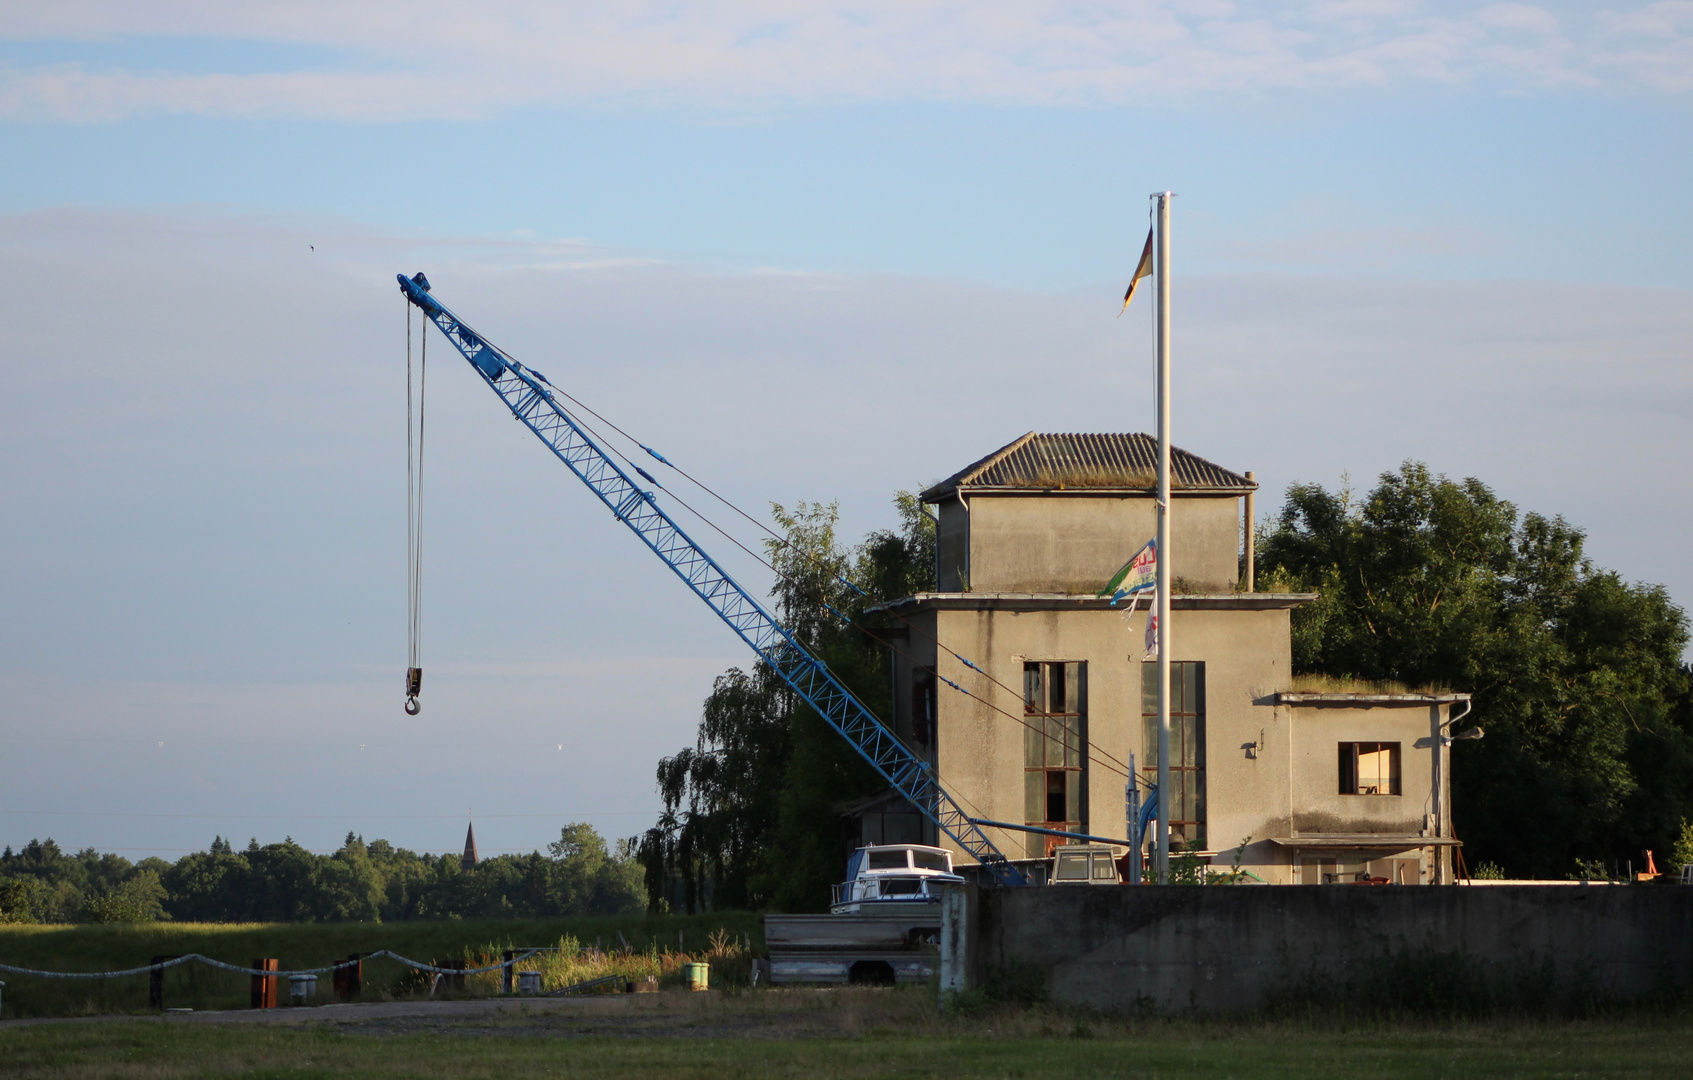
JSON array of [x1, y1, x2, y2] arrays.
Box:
[[0, 988, 894, 1040]]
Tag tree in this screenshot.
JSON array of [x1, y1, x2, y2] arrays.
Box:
[[1259, 462, 1693, 877], [641, 491, 935, 912]]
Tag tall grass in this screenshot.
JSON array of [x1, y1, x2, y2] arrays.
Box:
[[449, 926, 755, 996], [0, 913, 761, 1018]]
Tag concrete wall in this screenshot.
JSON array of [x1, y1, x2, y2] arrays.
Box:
[[957, 884, 1693, 1014], [934, 493, 1242, 594]]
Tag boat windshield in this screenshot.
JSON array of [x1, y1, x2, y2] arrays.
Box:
[[866, 850, 909, 870], [911, 850, 951, 872]]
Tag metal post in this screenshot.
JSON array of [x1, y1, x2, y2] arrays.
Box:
[[1153, 191, 1174, 883], [149, 956, 169, 1010], [251, 958, 279, 1009], [1126, 754, 1141, 885]]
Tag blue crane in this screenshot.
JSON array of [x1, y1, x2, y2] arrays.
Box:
[[397, 272, 1025, 887]]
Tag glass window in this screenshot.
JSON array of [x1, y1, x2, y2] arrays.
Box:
[[1141, 661, 1206, 849], [866, 849, 909, 869], [910, 850, 951, 871], [1338, 743, 1401, 796], [1023, 660, 1088, 859], [1054, 850, 1090, 880]]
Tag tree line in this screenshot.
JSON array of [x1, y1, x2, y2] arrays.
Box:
[[0, 824, 642, 924]]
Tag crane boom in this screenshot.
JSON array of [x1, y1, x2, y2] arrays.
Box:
[[397, 273, 1023, 886]]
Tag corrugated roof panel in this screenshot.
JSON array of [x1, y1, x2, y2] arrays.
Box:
[[920, 433, 1253, 499]]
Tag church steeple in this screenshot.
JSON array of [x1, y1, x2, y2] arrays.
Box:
[[462, 821, 478, 869]]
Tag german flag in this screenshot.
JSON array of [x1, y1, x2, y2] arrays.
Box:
[[1118, 227, 1153, 316]]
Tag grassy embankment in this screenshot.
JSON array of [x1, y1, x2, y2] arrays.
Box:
[[0, 913, 761, 1019], [2, 986, 1692, 1079]]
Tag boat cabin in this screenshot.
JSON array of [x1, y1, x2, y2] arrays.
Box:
[[831, 844, 965, 913]]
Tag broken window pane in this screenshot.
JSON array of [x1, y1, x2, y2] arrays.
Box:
[[1023, 660, 1088, 849]]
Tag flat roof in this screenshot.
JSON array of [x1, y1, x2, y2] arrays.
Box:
[[1268, 836, 1463, 849], [868, 592, 1317, 615], [1276, 692, 1472, 706]]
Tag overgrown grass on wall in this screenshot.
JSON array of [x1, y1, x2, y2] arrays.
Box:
[[0, 912, 762, 1019]]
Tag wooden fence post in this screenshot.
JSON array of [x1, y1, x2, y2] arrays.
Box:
[[149, 956, 179, 1010], [502, 952, 515, 994]]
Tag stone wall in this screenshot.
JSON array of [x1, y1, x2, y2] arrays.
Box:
[[946, 884, 1693, 1014]]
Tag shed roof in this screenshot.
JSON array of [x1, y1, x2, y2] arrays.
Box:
[[920, 432, 1254, 500]]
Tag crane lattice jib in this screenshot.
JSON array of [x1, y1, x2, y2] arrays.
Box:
[[397, 273, 1024, 887]]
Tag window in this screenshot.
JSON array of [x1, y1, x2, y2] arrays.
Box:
[[1141, 661, 1206, 849], [1339, 742, 1401, 796], [867, 849, 909, 870], [1023, 661, 1088, 859], [910, 850, 951, 872], [910, 670, 936, 749]]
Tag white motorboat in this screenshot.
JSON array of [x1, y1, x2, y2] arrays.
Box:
[[829, 844, 965, 915]]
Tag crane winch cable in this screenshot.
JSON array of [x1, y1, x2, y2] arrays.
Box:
[[543, 393, 1132, 781], [534, 386, 1137, 777], [404, 301, 427, 715]]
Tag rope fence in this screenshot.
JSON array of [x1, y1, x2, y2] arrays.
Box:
[[0, 948, 542, 981]]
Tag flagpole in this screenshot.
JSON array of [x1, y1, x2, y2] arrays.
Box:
[[1153, 190, 1174, 884]]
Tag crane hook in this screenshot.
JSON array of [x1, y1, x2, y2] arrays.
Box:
[[404, 696, 421, 716]]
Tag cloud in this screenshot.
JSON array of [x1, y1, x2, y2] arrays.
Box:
[[0, 2, 1684, 121]]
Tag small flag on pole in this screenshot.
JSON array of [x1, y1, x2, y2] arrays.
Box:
[[1099, 539, 1157, 604], [1118, 227, 1154, 316]]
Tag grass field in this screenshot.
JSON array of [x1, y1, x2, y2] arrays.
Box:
[[0, 914, 762, 1019], [2, 986, 1691, 1078]]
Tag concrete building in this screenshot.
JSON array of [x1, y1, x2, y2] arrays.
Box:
[[870, 432, 1467, 885]]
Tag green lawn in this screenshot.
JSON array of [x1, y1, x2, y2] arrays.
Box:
[[0, 914, 761, 1018], [2, 1004, 1691, 1079]]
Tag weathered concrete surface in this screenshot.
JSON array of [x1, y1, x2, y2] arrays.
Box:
[[969, 885, 1693, 1014]]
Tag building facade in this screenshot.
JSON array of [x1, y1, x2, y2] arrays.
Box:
[[869, 432, 1465, 884]]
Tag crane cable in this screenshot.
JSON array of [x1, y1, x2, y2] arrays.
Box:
[[404, 302, 427, 715], [538, 387, 1138, 777], [545, 394, 1134, 782]]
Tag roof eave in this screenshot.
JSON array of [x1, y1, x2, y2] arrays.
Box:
[[1275, 692, 1473, 706], [922, 483, 1256, 501], [866, 592, 1318, 615]]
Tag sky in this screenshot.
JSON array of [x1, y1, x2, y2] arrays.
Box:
[[1, 1, 1690, 863]]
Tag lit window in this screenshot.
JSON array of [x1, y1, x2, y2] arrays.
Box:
[[1338, 742, 1401, 796]]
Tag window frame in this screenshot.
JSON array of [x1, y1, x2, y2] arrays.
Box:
[[1022, 660, 1089, 858], [1337, 741, 1402, 796], [1140, 660, 1206, 849]]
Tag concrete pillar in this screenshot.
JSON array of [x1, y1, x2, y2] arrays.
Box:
[[939, 884, 978, 1001]]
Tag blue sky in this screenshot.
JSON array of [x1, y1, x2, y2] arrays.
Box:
[[1, 1, 1690, 861]]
